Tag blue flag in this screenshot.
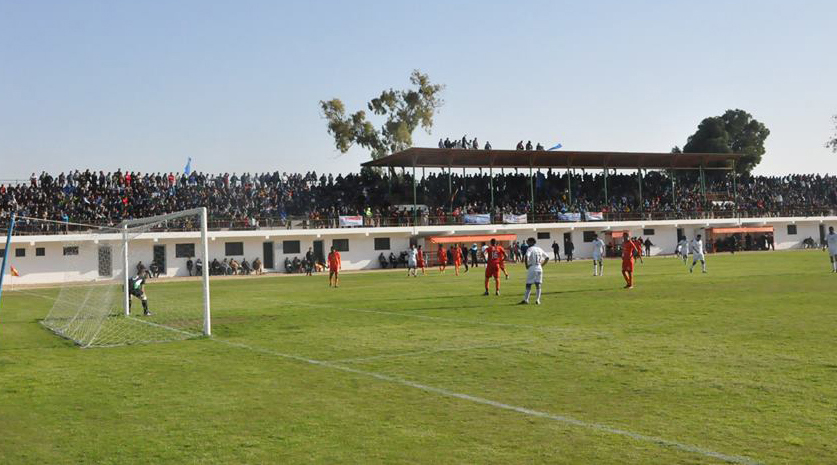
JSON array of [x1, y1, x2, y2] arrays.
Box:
[[547, 143, 563, 151], [184, 157, 192, 175]]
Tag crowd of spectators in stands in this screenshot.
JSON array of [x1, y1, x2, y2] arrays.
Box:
[[2, 167, 836, 233]]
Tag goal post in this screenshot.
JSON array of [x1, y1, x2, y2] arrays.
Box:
[[120, 207, 211, 337], [40, 207, 212, 347]]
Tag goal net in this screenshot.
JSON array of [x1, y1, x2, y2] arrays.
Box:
[[41, 208, 211, 347]]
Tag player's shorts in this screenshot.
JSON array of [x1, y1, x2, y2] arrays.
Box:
[[692, 254, 705, 262], [526, 268, 543, 284], [621, 259, 634, 272], [485, 264, 500, 279], [329, 265, 339, 273], [829, 248, 837, 256], [592, 254, 603, 262], [130, 289, 146, 299], [408, 259, 417, 268], [454, 259, 461, 266]]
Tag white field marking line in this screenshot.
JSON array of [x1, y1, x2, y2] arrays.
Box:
[[215, 338, 761, 465], [286, 300, 600, 335], [326, 338, 538, 364], [5, 289, 59, 301], [125, 315, 201, 338]]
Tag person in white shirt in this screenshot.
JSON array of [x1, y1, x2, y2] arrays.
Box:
[[406, 244, 418, 277], [677, 238, 689, 264], [519, 237, 550, 305], [826, 226, 837, 273], [689, 234, 707, 273], [591, 233, 606, 276]]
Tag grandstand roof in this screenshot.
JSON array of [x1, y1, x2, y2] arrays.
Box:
[[362, 148, 741, 170]]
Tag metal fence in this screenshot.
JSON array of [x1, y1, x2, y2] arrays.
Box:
[[2, 208, 834, 236]]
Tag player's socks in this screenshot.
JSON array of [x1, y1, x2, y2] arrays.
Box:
[[523, 285, 531, 303], [535, 285, 542, 303], [593, 263, 597, 276]]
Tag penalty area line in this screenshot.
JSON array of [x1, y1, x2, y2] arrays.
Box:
[[214, 338, 761, 465]]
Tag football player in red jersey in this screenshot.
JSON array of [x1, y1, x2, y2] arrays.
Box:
[[620, 233, 643, 288], [483, 238, 506, 296], [438, 245, 447, 273], [452, 243, 463, 276]]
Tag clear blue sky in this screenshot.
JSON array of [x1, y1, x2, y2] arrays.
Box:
[[1, 0, 835, 179]]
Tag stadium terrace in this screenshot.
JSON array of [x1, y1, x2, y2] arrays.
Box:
[[1, 148, 836, 286], [1, 149, 835, 235]]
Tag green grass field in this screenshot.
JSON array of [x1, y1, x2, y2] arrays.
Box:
[[1, 250, 835, 464]]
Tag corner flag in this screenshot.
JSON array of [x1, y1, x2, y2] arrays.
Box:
[[547, 143, 563, 151], [10, 265, 19, 277]]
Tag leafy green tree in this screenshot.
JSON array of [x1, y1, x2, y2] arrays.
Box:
[[682, 109, 770, 173], [827, 115, 837, 153], [319, 70, 444, 160]]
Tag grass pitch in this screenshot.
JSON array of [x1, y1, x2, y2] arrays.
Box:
[[1, 250, 835, 464]]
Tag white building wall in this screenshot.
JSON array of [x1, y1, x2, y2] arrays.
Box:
[[3, 216, 836, 285]]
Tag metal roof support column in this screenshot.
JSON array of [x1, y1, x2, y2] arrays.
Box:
[[489, 165, 495, 222], [566, 164, 572, 206], [699, 164, 707, 204], [670, 169, 676, 207], [637, 168, 643, 212], [603, 166, 608, 207], [448, 165, 453, 216], [412, 160, 417, 227], [732, 161, 738, 219], [530, 166, 535, 222], [462, 167, 466, 208]]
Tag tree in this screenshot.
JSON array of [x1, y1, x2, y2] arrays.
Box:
[[319, 70, 445, 160], [827, 115, 837, 153], [682, 109, 770, 174]]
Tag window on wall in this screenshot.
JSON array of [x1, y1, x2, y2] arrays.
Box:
[[332, 239, 349, 252], [225, 242, 244, 256], [537, 232, 551, 239], [175, 243, 196, 258], [0, 249, 4, 258], [283, 240, 301, 254], [787, 225, 797, 235], [63, 246, 79, 256], [643, 228, 655, 236], [582, 231, 597, 242], [374, 237, 391, 250], [36, 247, 45, 257], [15, 248, 25, 257]]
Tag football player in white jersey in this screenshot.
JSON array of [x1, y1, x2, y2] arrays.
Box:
[[406, 244, 418, 277], [689, 234, 707, 273], [677, 238, 689, 264], [519, 237, 550, 305], [591, 233, 606, 276], [826, 226, 837, 273]]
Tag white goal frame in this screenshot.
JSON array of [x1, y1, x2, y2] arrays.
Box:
[[120, 207, 211, 336]]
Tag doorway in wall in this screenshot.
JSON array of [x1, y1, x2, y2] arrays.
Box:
[[153, 245, 166, 276], [263, 242, 274, 269]]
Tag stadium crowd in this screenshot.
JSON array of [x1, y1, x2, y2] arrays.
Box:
[[1, 168, 836, 232]]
